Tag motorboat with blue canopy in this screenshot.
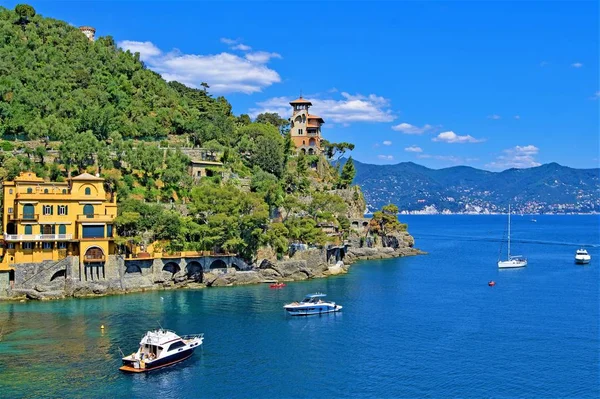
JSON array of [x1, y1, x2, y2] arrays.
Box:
[[284, 293, 342, 316]]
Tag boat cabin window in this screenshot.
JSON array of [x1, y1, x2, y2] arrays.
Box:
[[168, 341, 186, 351]]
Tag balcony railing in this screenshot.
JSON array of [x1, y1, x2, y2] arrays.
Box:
[[10, 214, 39, 221], [3, 233, 73, 241], [306, 131, 319, 137], [77, 214, 115, 222]]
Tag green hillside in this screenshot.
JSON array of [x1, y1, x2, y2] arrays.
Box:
[[0, 5, 369, 261]]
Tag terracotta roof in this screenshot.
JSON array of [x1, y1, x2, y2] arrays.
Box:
[[69, 172, 104, 181], [308, 114, 325, 123], [79, 26, 96, 32], [289, 96, 313, 105]]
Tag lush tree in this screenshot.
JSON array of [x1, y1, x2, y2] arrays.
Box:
[[14, 4, 35, 26], [370, 204, 405, 234], [338, 156, 356, 188], [262, 222, 289, 257], [255, 112, 289, 133], [58, 131, 99, 175], [321, 140, 355, 161]]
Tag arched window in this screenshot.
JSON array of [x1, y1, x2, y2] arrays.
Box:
[[44, 189, 49, 194], [83, 204, 94, 218], [84, 187, 91, 195], [27, 188, 33, 194], [59, 225, 66, 234], [62, 189, 67, 194]]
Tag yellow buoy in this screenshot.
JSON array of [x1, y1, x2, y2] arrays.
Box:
[[100, 325, 105, 330]]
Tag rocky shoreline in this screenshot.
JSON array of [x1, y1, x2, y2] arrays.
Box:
[[2, 240, 425, 302]]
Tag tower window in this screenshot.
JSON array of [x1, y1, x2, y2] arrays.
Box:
[[27, 188, 33, 194], [85, 187, 91, 195], [298, 129, 303, 135]]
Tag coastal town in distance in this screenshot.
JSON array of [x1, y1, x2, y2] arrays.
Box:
[[0, 1, 598, 399]]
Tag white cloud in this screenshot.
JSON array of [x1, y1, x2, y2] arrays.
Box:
[[404, 146, 423, 153], [117, 40, 281, 94], [383, 140, 392, 146], [377, 155, 394, 160], [249, 92, 395, 123], [220, 38, 237, 45], [119, 40, 162, 60], [514, 115, 521, 120], [245, 51, 282, 63], [485, 145, 541, 169], [432, 131, 484, 144], [487, 114, 501, 120], [233, 43, 252, 51], [592, 91, 600, 100], [391, 122, 433, 134], [571, 62, 583, 68]]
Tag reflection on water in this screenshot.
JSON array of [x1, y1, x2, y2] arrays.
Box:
[[0, 215, 598, 398]]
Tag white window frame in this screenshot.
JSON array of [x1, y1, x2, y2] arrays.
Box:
[[23, 242, 34, 250], [58, 205, 66, 215], [43, 205, 52, 215], [42, 242, 53, 250]]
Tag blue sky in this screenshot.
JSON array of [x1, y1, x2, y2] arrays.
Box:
[[6, 1, 599, 170]]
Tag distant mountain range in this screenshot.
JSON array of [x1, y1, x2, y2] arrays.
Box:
[[343, 159, 600, 214]]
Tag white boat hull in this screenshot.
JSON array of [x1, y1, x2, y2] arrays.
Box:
[[575, 257, 591, 265], [284, 304, 342, 316], [498, 259, 528, 268]]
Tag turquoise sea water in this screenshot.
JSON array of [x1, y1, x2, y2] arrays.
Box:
[[0, 215, 598, 398]]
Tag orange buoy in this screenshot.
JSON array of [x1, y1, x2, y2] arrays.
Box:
[[488, 281, 496, 287]]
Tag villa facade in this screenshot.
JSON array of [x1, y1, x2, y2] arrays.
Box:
[[0, 172, 117, 268]]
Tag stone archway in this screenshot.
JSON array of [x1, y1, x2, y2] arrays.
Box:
[[125, 264, 141, 274], [209, 259, 228, 270], [162, 262, 181, 275], [50, 269, 66, 281], [186, 261, 203, 282]]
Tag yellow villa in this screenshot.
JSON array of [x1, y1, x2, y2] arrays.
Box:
[[1, 172, 117, 269]]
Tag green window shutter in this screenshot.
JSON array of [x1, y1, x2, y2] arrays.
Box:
[[40, 225, 44, 234], [50, 205, 53, 215], [65, 205, 68, 215]]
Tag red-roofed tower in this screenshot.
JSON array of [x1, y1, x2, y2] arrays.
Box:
[[289, 96, 324, 155]]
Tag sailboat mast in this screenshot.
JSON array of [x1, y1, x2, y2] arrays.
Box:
[[508, 204, 511, 258]]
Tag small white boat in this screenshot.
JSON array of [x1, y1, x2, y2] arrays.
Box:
[[575, 248, 591, 265], [119, 329, 203, 373], [498, 205, 527, 268], [284, 293, 342, 316]]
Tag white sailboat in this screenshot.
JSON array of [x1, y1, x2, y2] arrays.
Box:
[[498, 205, 527, 268]]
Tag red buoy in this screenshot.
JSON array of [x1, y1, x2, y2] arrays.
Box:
[[488, 281, 496, 287]]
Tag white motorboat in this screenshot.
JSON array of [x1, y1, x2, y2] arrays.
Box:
[[119, 329, 203, 373], [498, 205, 527, 268], [284, 293, 342, 316], [575, 248, 591, 265]]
